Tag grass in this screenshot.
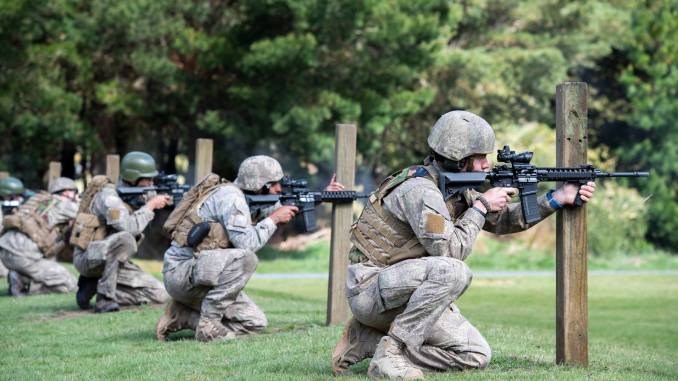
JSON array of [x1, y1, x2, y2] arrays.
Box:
[[0, 267, 676, 380], [246, 238, 678, 274]]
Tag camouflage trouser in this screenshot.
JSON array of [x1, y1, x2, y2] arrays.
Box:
[[348, 256, 491, 371], [163, 248, 267, 335], [0, 259, 8, 277], [74, 231, 168, 305], [0, 249, 77, 294]]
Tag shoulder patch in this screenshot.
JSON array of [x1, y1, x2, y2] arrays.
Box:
[[424, 213, 445, 234], [107, 208, 121, 221]]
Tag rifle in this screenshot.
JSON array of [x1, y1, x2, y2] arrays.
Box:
[[117, 173, 191, 209], [1, 200, 21, 215], [439, 145, 649, 224], [245, 177, 368, 232]]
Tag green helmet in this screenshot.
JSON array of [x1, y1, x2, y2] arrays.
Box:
[[49, 177, 78, 194], [121, 151, 159, 183], [0, 177, 25, 197], [427, 110, 495, 161], [234, 155, 284, 192]]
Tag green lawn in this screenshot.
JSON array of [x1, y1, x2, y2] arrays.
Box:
[[0, 270, 676, 380], [253, 240, 678, 274]]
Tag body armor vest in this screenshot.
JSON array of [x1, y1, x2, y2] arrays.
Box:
[[351, 164, 473, 267], [163, 173, 231, 255], [70, 175, 111, 250], [3, 192, 64, 257]]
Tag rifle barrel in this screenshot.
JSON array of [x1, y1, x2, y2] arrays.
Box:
[[608, 171, 649, 177]]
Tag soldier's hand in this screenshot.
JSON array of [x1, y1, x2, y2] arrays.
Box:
[[324, 173, 345, 192], [554, 181, 596, 205], [269, 205, 299, 225], [146, 194, 171, 210], [478, 187, 517, 212]]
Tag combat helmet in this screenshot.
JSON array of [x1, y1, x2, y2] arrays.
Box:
[[427, 110, 495, 162], [0, 177, 24, 197], [121, 151, 159, 184], [49, 177, 78, 194], [234, 155, 284, 192]]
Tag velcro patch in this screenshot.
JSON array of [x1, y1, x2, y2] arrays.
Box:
[[108, 208, 121, 221], [424, 213, 445, 234]]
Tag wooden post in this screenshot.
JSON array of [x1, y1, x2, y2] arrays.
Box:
[[48, 161, 62, 189], [327, 123, 357, 325], [106, 155, 120, 185], [555, 82, 588, 366], [195, 138, 213, 181]]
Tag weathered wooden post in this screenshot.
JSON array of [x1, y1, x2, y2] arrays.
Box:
[[48, 161, 62, 189], [195, 138, 213, 181], [555, 82, 588, 366], [327, 123, 357, 325], [106, 155, 120, 184]]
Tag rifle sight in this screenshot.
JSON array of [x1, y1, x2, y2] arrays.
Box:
[[497, 145, 533, 164]]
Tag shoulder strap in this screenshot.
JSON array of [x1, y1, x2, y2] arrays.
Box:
[[78, 175, 112, 214]]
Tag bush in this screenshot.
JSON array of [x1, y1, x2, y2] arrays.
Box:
[[587, 182, 650, 256]]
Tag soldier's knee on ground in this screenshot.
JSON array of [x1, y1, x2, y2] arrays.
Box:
[[463, 348, 491, 370], [244, 309, 268, 332]]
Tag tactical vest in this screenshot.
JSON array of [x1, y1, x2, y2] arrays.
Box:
[[70, 175, 112, 250], [2, 192, 64, 257], [163, 173, 231, 254], [350, 164, 472, 267]]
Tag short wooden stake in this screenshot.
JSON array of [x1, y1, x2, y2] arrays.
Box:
[[195, 138, 213, 181], [106, 155, 120, 184], [327, 123, 357, 326], [555, 82, 589, 366]]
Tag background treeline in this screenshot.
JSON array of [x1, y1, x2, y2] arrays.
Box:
[[0, 0, 675, 253]]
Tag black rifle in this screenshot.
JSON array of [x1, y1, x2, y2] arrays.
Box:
[[117, 174, 191, 209], [1, 200, 21, 215], [245, 177, 368, 232], [439, 145, 649, 224]]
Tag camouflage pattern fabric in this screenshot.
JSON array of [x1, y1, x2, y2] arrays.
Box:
[[233, 155, 284, 191], [346, 174, 556, 372], [162, 183, 277, 336], [0, 194, 78, 293], [427, 111, 495, 161], [73, 185, 168, 305]]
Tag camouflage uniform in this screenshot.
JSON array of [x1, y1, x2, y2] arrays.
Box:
[[0, 195, 78, 294], [0, 208, 7, 277], [347, 167, 557, 372], [73, 185, 168, 305], [162, 183, 275, 336]]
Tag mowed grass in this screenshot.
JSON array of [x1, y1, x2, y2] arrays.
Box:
[[0, 267, 676, 381]]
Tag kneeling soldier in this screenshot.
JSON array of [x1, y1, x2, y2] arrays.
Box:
[[332, 111, 596, 379], [72, 151, 170, 312], [157, 155, 342, 342], [0, 176, 27, 278], [0, 177, 78, 295]]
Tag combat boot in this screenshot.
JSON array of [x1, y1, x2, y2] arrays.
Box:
[[156, 300, 200, 341], [195, 316, 236, 342], [76, 275, 99, 309], [7, 271, 28, 296], [332, 317, 384, 375], [368, 336, 424, 380], [94, 294, 120, 313]]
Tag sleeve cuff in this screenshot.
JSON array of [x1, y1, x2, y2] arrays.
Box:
[[260, 217, 277, 232], [463, 206, 487, 229]]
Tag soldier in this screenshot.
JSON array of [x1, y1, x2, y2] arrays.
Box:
[[156, 155, 344, 342], [0, 176, 27, 278], [72, 151, 169, 313], [0, 177, 79, 296], [331, 110, 597, 380]]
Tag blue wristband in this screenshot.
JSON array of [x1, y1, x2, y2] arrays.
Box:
[[546, 189, 563, 210]]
